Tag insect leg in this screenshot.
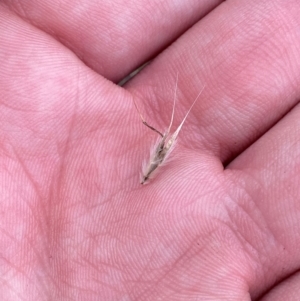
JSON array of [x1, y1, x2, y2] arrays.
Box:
[[133, 98, 164, 137]]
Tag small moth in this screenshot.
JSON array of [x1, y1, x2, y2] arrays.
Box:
[[134, 76, 204, 184]]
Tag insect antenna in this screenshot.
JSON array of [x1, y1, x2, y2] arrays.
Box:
[[165, 72, 178, 136], [169, 84, 205, 141]]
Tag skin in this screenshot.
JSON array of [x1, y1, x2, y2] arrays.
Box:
[[1, 0, 300, 300]]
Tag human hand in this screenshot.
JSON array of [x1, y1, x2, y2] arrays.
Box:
[[1, 1, 300, 300]]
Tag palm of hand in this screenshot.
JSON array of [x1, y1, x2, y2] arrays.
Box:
[[1, 1, 300, 300]]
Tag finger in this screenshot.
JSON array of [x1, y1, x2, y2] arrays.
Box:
[[226, 104, 300, 298], [0, 5, 126, 199], [0, 6, 131, 297], [0, 3, 144, 201], [3, 0, 222, 82], [0, 3, 153, 195], [127, 0, 300, 163], [0, 3, 122, 126], [259, 271, 300, 301]]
